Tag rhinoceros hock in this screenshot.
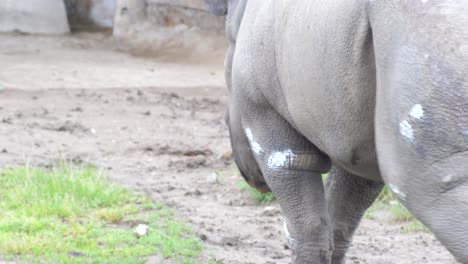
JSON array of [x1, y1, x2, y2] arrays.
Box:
[[205, 0, 468, 263]]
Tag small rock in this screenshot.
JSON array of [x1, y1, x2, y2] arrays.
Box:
[[184, 189, 203, 196], [68, 251, 85, 257], [71, 107, 83, 112], [216, 150, 233, 164], [220, 150, 232, 159], [1, 149, 7, 153], [2, 118, 12, 124], [350, 256, 360, 264], [146, 255, 163, 263], [221, 236, 239, 247], [207, 172, 219, 184], [199, 234, 208, 241], [134, 224, 149, 237], [262, 206, 280, 217]]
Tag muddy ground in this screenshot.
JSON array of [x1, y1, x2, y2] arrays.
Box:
[[0, 33, 458, 264]]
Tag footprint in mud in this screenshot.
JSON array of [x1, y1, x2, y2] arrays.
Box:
[[139, 144, 213, 157], [70, 106, 83, 112], [221, 236, 241, 247], [42, 120, 91, 135], [32, 108, 49, 117], [1, 117, 13, 124]]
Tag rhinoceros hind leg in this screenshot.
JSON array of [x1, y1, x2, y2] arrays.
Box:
[[240, 103, 334, 263], [325, 166, 383, 264]]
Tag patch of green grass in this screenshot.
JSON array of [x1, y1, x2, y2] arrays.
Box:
[[388, 201, 428, 232], [363, 208, 376, 220], [322, 174, 328, 181], [389, 202, 414, 223], [238, 182, 276, 205], [323, 176, 425, 232], [375, 185, 394, 205], [367, 186, 428, 233], [0, 166, 201, 263], [400, 220, 428, 233]]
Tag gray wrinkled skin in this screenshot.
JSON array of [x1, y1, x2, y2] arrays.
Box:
[[205, 0, 468, 263]]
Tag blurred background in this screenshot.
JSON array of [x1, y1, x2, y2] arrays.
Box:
[[0, 0, 224, 33]]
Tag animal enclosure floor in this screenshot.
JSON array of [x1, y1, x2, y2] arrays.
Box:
[[0, 33, 458, 264]]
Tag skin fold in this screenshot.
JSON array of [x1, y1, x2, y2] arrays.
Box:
[[205, 0, 468, 263]]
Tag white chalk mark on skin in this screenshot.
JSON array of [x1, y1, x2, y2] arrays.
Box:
[[410, 104, 424, 119], [245, 128, 263, 154], [268, 150, 294, 168], [442, 174, 454, 184], [399, 120, 414, 141], [389, 184, 407, 200], [283, 219, 295, 249]]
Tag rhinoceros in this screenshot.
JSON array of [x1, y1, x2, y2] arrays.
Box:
[[205, 0, 468, 263]]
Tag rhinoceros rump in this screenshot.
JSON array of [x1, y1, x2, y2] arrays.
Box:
[[206, 0, 468, 263]]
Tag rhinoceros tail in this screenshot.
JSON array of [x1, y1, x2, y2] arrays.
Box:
[[239, 169, 271, 194]]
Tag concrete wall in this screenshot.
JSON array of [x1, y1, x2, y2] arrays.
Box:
[[0, 0, 69, 34], [65, 0, 115, 31], [146, 0, 224, 32], [113, 0, 226, 62], [114, 0, 224, 37], [0, 0, 223, 36]]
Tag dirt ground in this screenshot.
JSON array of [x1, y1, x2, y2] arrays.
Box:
[[0, 33, 459, 264]]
